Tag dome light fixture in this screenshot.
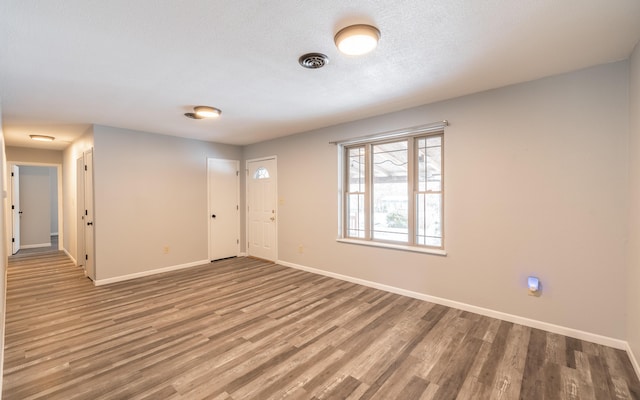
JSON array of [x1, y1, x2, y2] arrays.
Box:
[[185, 105, 222, 119], [194, 106, 221, 118], [29, 134, 55, 142], [334, 24, 381, 56]]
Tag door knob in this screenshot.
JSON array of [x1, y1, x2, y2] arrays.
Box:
[[212, 214, 216, 218], [87, 222, 93, 226]]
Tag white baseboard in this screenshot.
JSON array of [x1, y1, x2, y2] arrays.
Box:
[[239, 252, 247, 257], [63, 249, 77, 266], [94, 259, 209, 286], [626, 342, 640, 380], [277, 259, 628, 350], [20, 243, 51, 249]]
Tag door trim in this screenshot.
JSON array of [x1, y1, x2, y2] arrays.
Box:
[[245, 156, 278, 261], [10, 165, 20, 255], [83, 149, 96, 281], [6, 161, 64, 257], [76, 155, 85, 268]]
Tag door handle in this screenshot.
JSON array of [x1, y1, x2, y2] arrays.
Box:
[[212, 214, 216, 219], [87, 222, 93, 226]]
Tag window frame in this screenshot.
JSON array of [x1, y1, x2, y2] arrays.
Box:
[[337, 126, 446, 255]]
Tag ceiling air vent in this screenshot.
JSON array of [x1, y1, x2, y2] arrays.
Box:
[[298, 53, 329, 69]]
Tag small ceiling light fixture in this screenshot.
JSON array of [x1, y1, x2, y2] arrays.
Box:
[[194, 106, 221, 118], [29, 134, 55, 142], [185, 105, 222, 119], [334, 24, 381, 56]]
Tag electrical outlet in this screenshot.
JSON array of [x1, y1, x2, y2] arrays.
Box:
[[163, 246, 170, 254]]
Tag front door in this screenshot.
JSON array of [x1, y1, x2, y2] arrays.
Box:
[[247, 158, 277, 261], [208, 158, 239, 261]]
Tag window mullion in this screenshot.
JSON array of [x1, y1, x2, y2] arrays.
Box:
[[342, 146, 349, 238], [407, 137, 416, 246], [439, 134, 444, 248], [364, 143, 372, 240]]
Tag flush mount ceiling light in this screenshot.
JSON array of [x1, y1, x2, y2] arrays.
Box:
[[29, 134, 55, 142], [194, 106, 221, 118], [184, 105, 222, 119], [334, 24, 381, 56]]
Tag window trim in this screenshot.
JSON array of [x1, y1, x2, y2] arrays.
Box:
[[337, 123, 446, 254], [336, 238, 447, 256], [330, 120, 448, 146]]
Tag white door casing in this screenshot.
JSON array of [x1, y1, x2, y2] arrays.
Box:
[[76, 155, 85, 267], [84, 149, 96, 280], [208, 158, 240, 261], [246, 157, 277, 261], [11, 165, 20, 255], [7, 162, 64, 257]]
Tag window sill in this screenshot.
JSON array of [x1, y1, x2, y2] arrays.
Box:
[[336, 238, 447, 256]]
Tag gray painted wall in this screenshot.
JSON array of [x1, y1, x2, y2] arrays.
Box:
[[92, 125, 242, 280], [244, 61, 630, 339], [5, 147, 63, 165], [18, 166, 52, 246], [627, 42, 640, 370]]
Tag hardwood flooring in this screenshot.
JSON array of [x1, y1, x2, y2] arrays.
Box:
[[3, 251, 639, 399], [12, 235, 59, 256]]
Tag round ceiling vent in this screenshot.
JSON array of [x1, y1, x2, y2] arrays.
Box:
[[298, 53, 329, 69]]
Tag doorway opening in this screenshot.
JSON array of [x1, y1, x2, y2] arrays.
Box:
[[8, 162, 63, 256]]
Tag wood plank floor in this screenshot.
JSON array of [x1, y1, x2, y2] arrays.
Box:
[[3, 251, 639, 400]]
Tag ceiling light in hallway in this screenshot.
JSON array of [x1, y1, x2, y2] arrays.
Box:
[[185, 106, 222, 119], [29, 135, 55, 142]]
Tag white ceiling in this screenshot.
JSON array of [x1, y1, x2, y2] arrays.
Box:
[[1, 0, 639, 150]]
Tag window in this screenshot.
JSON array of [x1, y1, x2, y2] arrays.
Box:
[[253, 167, 270, 179], [341, 130, 444, 251]]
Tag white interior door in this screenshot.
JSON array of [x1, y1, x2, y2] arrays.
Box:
[[84, 149, 95, 280], [208, 158, 240, 261], [11, 165, 20, 255], [76, 155, 85, 267], [247, 158, 277, 261]]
